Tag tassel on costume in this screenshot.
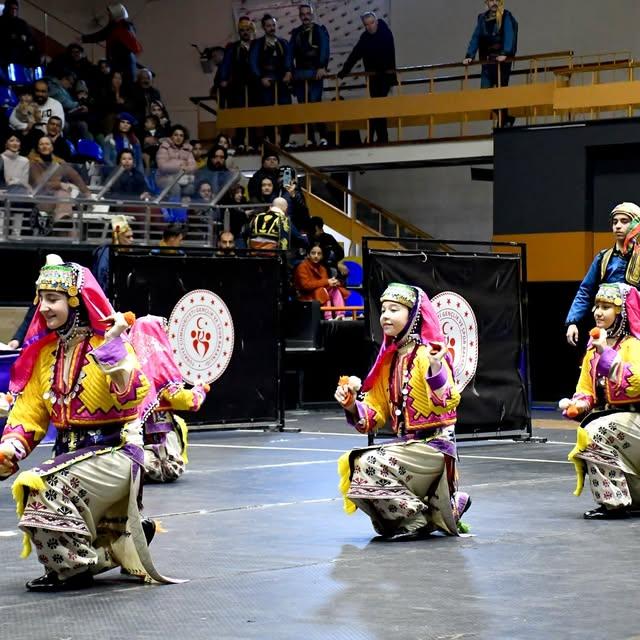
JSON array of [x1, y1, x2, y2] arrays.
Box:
[[567, 426, 592, 496], [174, 414, 189, 464], [337, 452, 357, 514], [11, 471, 46, 558]]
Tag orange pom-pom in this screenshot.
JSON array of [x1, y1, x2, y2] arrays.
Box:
[[338, 376, 350, 386], [566, 405, 579, 419], [589, 328, 601, 339], [123, 311, 136, 327], [337, 376, 353, 407], [203, 384, 210, 393], [5, 393, 13, 406]]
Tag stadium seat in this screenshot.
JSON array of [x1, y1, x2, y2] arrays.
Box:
[[343, 258, 363, 287]]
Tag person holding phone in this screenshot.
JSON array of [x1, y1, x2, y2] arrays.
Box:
[[335, 283, 471, 540]]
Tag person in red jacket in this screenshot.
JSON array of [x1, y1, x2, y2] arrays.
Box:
[[294, 243, 350, 319], [82, 3, 142, 88]]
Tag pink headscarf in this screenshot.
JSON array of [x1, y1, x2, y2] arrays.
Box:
[[623, 286, 640, 338], [127, 315, 184, 420], [10, 265, 114, 394], [362, 286, 447, 392]]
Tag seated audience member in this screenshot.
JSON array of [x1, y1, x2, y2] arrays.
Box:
[[249, 196, 290, 252], [31, 79, 66, 133], [8, 90, 40, 145], [156, 125, 197, 198], [28, 135, 91, 225], [1, 134, 30, 192], [191, 139, 207, 170], [74, 80, 99, 137], [107, 149, 150, 199], [213, 133, 234, 155], [103, 112, 143, 172], [47, 69, 91, 141], [42, 115, 73, 161], [47, 43, 97, 91], [224, 183, 250, 243], [294, 243, 350, 319], [132, 68, 162, 124], [142, 114, 161, 167], [248, 151, 279, 201], [95, 70, 135, 136], [92, 214, 134, 294], [196, 145, 232, 194], [190, 179, 222, 233], [153, 223, 187, 254], [149, 99, 171, 136], [309, 215, 348, 278], [217, 230, 236, 254], [252, 175, 276, 206]]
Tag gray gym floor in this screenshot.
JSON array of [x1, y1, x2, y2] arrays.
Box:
[[0, 410, 637, 640]]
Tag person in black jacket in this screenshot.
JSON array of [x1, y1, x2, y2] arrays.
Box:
[[337, 12, 396, 144], [107, 148, 150, 199], [0, 0, 39, 68]]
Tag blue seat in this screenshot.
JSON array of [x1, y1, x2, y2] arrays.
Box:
[[343, 259, 363, 287], [7, 63, 33, 85], [0, 85, 18, 111]]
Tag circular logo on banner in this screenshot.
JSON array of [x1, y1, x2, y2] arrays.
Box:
[[431, 291, 478, 391], [168, 289, 234, 385]]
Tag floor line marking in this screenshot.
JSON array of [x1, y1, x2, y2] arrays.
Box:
[[185, 459, 338, 473], [461, 454, 570, 464]]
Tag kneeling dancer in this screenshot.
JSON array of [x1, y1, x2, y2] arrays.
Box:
[[564, 283, 640, 519], [0, 256, 175, 590], [336, 283, 471, 540]]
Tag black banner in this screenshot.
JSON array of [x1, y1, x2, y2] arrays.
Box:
[[366, 249, 530, 437], [111, 249, 285, 427]]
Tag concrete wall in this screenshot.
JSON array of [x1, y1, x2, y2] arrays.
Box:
[[21, 0, 640, 240]]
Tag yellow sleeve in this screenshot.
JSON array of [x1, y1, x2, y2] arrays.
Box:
[[160, 385, 206, 412], [572, 349, 595, 404], [610, 338, 640, 400], [2, 364, 50, 456], [353, 375, 390, 433]]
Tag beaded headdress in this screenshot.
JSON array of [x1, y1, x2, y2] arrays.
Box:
[[594, 283, 624, 311], [34, 255, 81, 308], [380, 283, 417, 309]]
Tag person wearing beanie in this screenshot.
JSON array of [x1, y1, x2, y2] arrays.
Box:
[[247, 151, 279, 201], [566, 202, 640, 346]]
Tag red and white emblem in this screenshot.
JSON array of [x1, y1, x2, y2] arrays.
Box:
[[431, 291, 478, 391], [168, 289, 234, 385]]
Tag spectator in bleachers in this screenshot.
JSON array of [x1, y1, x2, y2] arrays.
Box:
[[209, 46, 226, 99], [43, 115, 73, 161], [248, 151, 279, 201], [103, 112, 143, 173], [73, 139, 105, 188], [95, 58, 112, 90], [142, 114, 162, 168], [190, 179, 221, 236], [294, 243, 350, 319], [278, 164, 310, 233], [463, 0, 518, 127], [217, 230, 236, 254], [16, 80, 64, 134], [82, 3, 143, 88], [191, 139, 207, 170], [219, 16, 257, 152], [1, 134, 30, 192], [308, 215, 346, 276], [96, 70, 136, 136], [251, 14, 292, 147], [337, 12, 397, 144], [196, 145, 231, 194], [224, 183, 251, 244], [131, 68, 162, 124], [154, 223, 186, 254], [107, 148, 150, 200], [290, 3, 330, 148], [252, 175, 276, 206], [156, 124, 197, 198], [28, 135, 90, 225], [0, 0, 39, 68], [47, 44, 97, 91], [92, 214, 134, 294], [150, 100, 171, 133], [249, 196, 290, 252], [47, 69, 91, 141], [8, 89, 39, 143]]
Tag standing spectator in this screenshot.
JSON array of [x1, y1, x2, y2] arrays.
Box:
[[0, 0, 39, 68], [209, 46, 227, 99], [196, 145, 232, 194], [107, 148, 150, 200], [290, 3, 330, 148], [103, 112, 143, 173], [23, 80, 65, 132], [131, 68, 162, 125], [156, 124, 197, 198], [82, 3, 143, 88], [463, 0, 518, 127], [337, 12, 396, 144], [1, 134, 30, 192], [249, 197, 290, 252], [278, 165, 309, 232], [42, 115, 73, 161], [219, 16, 257, 152], [248, 151, 279, 200], [250, 14, 292, 146]]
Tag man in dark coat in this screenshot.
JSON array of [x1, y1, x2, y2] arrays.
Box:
[[337, 12, 396, 144], [0, 0, 39, 68]]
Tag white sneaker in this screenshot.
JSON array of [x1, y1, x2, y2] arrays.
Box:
[[284, 141, 297, 150], [318, 138, 328, 147]]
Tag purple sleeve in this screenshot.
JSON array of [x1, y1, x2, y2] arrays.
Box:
[[596, 347, 617, 378], [426, 366, 447, 390], [91, 336, 128, 366]]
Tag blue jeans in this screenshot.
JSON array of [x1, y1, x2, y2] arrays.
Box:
[[259, 79, 292, 144], [293, 70, 327, 141]]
